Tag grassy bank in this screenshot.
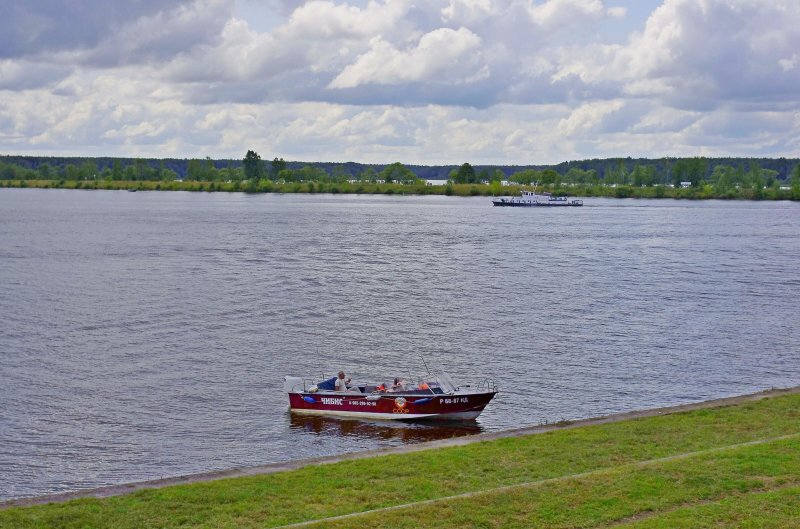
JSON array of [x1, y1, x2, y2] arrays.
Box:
[[2, 391, 799, 528], [2, 178, 798, 200]]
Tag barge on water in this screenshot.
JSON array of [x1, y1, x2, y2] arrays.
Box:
[[284, 373, 497, 421], [493, 190, 583, 207]]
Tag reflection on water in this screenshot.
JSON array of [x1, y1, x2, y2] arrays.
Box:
[[288, 413, 483, 443]]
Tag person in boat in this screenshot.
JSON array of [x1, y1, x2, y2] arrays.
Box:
[[335, 371, 352, 392], [389, 377, 404, 392]]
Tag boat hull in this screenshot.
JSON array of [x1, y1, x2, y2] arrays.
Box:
[[492, 200, 582, 207], [288, 391, 497, 421]]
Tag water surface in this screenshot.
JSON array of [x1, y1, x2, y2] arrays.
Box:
[[1, 189, 799, 500]]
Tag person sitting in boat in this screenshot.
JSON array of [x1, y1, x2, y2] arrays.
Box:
[[335, 371, 352, 392], [388, 377, 405, 392]]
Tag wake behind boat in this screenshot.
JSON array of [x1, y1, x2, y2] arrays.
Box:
[[284, 372, 497, 421], [493, 190, 583, 207]]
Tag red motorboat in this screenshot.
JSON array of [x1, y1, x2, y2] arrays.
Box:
[[284, 372, 497, 421]]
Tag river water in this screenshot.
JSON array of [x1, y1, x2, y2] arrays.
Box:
[[1, 189, 799, 500]]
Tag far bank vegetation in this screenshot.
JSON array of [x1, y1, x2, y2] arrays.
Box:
[[2, 153, 800, 200]]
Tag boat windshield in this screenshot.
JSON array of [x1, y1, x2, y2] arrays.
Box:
[[384, 374, 456, 394]]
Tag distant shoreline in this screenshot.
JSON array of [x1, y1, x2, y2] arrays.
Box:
[[2, 179, 798, 201]]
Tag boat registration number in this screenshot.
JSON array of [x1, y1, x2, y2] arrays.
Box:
[[442, 397, 469, 404]]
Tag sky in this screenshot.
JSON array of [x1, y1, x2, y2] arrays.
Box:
[[1, 0, 799, 165]]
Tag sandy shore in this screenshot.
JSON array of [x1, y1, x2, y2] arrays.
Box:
[[3, 385, 798, 509]]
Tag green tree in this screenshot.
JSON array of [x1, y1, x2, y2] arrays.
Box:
[[379, 162, 415, 184], [454, 163, 476, 184], [134, 159, 147, 181], [79, 160, 97, 180], [510, 169, 538, 185], [331, 165, 351, 183], [161, 168, 178, 181], [616, 158, 627, 185], [359, 167, 377, 182], [748, 163, 764, 190], [112, 159, 123, 180], [187, 159, 203, 180], [791, 165, 800, 199], [661, 157, 673, 186], [491, 169, 504, 183], [631, 165, 646, 187], [271, 157, 287, 179], [301, 166, 328, 181], [711, 165, 734, 194], [565, 167, 596, 185], [204, 157, 218, 181], [540, 169, 559, 187], [693, 158, 708, 187], [38, 163, 53, 180], [243, 150, 264, 181], [0, 161, 14, 179], [65, 164, 79, 180], [762, 170, 779, 189]]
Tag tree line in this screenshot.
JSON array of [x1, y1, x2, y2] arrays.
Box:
[[2, 153, 799, 195]]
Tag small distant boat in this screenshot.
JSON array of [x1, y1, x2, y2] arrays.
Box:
[[284, 372, 497, 421], [128, 189, 138, 192], [493, 190, 583, 207]]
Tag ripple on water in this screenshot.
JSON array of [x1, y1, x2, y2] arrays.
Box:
[[0, 191, 799, 500]]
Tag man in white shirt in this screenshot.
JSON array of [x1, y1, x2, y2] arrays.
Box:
[[335, 371, 351, 391]]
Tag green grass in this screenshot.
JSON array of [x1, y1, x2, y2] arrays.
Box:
[[615, 485, 800, 528], [1, 394, 799, 528]]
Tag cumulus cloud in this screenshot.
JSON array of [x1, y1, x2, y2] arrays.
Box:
[[0, 0, 204, 60], [611, 0, 800, 105], [1, 0, 799, 162], [0, 0, 234, 90], [329, 28, 485, 88], [441, 0, 493, 24], [528, 0, 606, 30], [285, 0, 409, 40], [558, 99, 625, 135], [0, 59, 71, 90]]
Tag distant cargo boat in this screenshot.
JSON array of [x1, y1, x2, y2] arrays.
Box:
[[284, 372, 497, 421], [493, 190, 583, 207]]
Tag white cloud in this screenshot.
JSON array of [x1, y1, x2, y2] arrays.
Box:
[[284, 0, 409, 40], [1, 0, 800, 163], [0, 1, 189, 59], [329, 27, 485, 88], [606, 6, 626, 18], [441, 0, 492, 24], [0, 59, 71, 90], [779, 53, 798, 72], [558, 99, 625, 136], [528, 0, 605, 30], [613, 0, 800, 103]]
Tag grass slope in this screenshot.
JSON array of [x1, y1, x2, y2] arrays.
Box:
[[1, 394, 798, 529]]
